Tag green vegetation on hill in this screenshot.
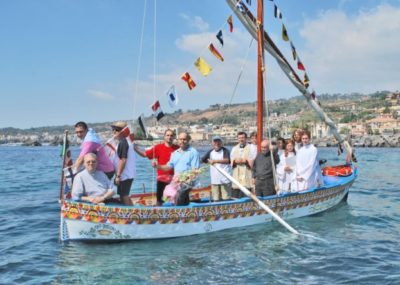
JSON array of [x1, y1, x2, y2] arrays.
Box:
[[0, 90, 395, 135]]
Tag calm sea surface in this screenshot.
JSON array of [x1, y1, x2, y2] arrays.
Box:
[[0, 146, 399, 284]]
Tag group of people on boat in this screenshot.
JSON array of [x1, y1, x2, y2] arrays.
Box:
[[68, 121, 323, 207]]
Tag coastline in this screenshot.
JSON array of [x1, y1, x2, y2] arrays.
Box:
[[2, 133, 399, 148]]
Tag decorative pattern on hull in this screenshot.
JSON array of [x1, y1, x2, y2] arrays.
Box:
[[61, 182, 353, 226]]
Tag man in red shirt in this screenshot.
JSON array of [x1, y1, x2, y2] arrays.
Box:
[[134, 129, 178, 205]]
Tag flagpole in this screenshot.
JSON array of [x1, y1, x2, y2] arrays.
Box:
[[59, 130, 68, 204], [256, 0, 264, 151]]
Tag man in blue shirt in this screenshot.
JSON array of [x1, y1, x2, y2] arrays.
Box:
[[156, 131, 200, 205]]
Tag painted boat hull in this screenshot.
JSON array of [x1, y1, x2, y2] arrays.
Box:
[[60, 171, 356, 241]]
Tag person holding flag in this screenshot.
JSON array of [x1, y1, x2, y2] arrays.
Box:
[[73, 121, 114, 179], [134, 129, 179, 206]]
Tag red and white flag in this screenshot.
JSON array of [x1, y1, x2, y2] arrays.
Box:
[[151, 100, 165, 121]]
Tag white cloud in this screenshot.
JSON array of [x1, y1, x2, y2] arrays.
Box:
[[87, 89, 115, 100], [299, 4, 400, 94], [123, 4, 399, 119], [180, 14, 209, 32]]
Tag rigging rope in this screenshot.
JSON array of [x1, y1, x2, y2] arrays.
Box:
[[221, 38, 254, 126], [262, 60, 279, 192], [132, 0, 156, 198], [149, 0, 158, 201], [133, 0, 148, 119]]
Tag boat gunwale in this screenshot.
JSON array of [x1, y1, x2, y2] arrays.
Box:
[[62, 168, 357, 210]]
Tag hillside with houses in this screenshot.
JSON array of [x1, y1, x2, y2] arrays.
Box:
[[1, 91, 399, 147]]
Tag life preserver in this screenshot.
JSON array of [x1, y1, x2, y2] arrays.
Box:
[[322, 165, 353, 177]]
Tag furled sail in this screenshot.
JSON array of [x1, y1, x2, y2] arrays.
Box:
[[226, 0, 353, 157]]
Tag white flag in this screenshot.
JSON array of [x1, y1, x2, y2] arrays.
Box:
[[166, 85, 178, 108]]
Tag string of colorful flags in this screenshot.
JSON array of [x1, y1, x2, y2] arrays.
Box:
[[143, 0, 318, 128], [267, 0, 316, 93], [146, 14, 236, 124]]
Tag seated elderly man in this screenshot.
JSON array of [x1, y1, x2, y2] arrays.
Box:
[[71, 153, 115, 204]]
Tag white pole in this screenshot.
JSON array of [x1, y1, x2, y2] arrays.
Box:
[[212, 164, 299, 235]]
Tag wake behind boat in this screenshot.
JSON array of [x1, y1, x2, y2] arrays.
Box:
[[59, 0, 358, 241]]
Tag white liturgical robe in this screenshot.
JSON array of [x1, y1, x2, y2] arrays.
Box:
[[295, 144, 323, 191]]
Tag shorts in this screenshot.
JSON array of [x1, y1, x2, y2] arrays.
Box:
[[211, 183, 232, 201], [117, 178, 133, 196], [105, 171, 115, 180]]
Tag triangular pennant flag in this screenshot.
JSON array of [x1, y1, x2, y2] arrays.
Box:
[[138, 114, 148, 138], [227, 15, 233, 32], [303, 73, 310, 88], [282, 24, 289, 41], [166, 85, 178, 108], [274, 5, 282, 19], [208, 43, 224, 62], [194, 57, 212, 76], [216, 30, 224, 46], [60, 136, 73, 167], [151, 100, 165, 121], [236, 1, 245, 13], [181, 72, 196, 90], [290, 42, 297, 61], [297, 59, 305, 71], [311, 90, 316, 100]]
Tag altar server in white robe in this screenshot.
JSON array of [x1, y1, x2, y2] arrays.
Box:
[[276, 139, 297, 193], [292, 129, 303, 152], [295, 130, 323, 191]]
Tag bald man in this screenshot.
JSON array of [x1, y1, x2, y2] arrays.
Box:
[[252, 139, 280, 197]]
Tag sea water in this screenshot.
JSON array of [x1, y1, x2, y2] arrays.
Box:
[[0, 146, 399, 284]]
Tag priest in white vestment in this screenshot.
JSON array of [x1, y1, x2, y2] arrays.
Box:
[[295, 131, 323, 191]]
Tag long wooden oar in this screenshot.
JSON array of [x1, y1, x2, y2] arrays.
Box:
[[212, 164, 299, 235]]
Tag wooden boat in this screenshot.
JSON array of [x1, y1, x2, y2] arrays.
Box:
[[59, 0, 358, 241], [60, 171, 356, 240]]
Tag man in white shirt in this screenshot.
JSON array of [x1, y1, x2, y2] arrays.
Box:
[[201, 136, 232, 201], [71, 153, 115, 204]]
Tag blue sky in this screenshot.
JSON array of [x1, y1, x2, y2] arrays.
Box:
[[1, 0, 399, 129]]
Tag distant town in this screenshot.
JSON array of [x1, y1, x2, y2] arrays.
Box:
[[1, 91, 399, 147]]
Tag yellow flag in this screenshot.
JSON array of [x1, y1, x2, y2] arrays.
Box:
[[194, 57, 212, 76]]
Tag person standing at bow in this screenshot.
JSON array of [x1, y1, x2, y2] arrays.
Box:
[[73, 121, 114, 179], [230, 131, 253, 198], [134, 129, 179, 206], [111, 121, 136, 206]]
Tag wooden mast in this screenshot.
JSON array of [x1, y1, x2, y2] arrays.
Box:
[[256, 0, 264, 150]]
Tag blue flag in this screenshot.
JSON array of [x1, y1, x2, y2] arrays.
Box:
[[216, 30, 223, 46]]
